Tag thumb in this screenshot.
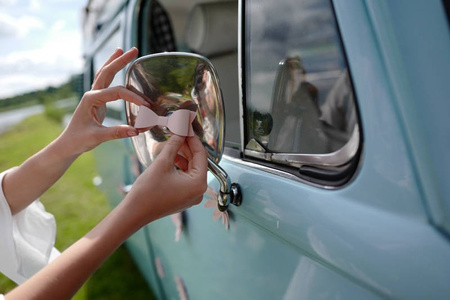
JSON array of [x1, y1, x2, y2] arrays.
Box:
[[158, 135, 186, 162], [102, 125, 138, 141]]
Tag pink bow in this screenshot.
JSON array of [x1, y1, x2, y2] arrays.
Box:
[[134, 106, 196, 137]]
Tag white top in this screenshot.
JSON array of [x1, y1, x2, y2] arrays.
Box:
[[0, 169, 60, 287]]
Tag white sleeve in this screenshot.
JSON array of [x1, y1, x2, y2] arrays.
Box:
[[0, 169, 60, 284]]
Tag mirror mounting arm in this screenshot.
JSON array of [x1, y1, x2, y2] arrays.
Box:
[[208, 158, 242, 211]]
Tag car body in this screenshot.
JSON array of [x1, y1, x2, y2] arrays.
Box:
[[82, 0, 450, 299]]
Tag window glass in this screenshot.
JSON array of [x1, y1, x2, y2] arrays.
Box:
[[93, 28, 124, 121], [245, 0, 357, 159]]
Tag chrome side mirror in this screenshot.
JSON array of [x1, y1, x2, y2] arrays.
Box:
[[125, 52, 241, 211]]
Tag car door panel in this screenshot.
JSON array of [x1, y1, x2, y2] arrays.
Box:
[[145, 176, 382, 299], [144, 147, 450, 299]]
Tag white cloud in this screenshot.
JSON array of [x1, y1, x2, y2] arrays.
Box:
[[0, 0, 16, 6], [0, 1, 85, 98], [51, 19, 66, 32], [29, 0, 41, 11], [0, 28, 82, 98], [0, 12, 44, 37], [0, 13, 17, 36]]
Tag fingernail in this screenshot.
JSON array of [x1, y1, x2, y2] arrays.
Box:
[[127, 130, 138, 137]]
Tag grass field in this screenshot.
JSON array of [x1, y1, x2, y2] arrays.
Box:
[[0, 114, 154, 299]]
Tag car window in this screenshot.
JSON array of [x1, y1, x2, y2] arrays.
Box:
[[244, 0, 360, 181]]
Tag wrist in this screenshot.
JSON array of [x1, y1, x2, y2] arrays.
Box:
[[50, 133, 84, 162], [120, 192, 160, 229]]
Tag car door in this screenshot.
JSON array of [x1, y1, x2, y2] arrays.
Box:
[[141, 0, 450, 299], [142, 0, 371, 299]]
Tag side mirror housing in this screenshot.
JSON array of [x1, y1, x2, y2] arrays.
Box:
[[125, 52, 241, 211]]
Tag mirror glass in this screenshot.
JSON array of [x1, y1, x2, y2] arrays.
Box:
[[125, 52, 224, 168]]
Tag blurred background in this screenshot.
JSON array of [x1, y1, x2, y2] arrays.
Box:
[[0, 0, 83, 99], [0, 0, 154, 298]]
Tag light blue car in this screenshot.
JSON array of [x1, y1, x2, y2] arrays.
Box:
[[82, 0, 450, 298]]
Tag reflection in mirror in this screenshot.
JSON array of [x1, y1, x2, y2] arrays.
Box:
[[125, 53, 224, 168], [125, 52, 241, 212]]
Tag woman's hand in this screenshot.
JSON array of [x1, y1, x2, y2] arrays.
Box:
[[123, 135, 208, 227], [3, 48, 147, 215], [5, 135, 208, 300], [58, 48, 147, 157]]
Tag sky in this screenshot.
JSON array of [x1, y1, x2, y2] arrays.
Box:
[[0, 0, 86, 99]]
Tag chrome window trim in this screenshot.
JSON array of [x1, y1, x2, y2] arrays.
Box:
[[223, 153, 340, 190], [238, 0, 245, 152], [244, 125, 360, 168]]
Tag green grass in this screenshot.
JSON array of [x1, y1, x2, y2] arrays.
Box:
[[0, 114, 154, 299]]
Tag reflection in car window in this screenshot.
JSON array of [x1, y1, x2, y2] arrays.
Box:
[[245, 0, 358, 157]]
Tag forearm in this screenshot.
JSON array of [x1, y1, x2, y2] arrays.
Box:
[[3, 136, 79, 215], [4, 134, 206, 299], [5, 199, 143, 300], [2, 49, 146, 216]]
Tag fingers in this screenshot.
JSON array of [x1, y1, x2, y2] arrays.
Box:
[[101, 125, 138, 142], [179, 139, 193, 161], [186, 136, 208, 174], [158, 136, 207, 192], [93, 48, 123, 83], [92, 47, 139, 90], [84, 86, 147, 107], [174, 154, 189, 171], [158, 135, 186, 163], [192, 195, 203, 205], [174, 142, 191, 171]]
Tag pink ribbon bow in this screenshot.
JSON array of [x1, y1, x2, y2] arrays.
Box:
[[134, 106, 196, 137]]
